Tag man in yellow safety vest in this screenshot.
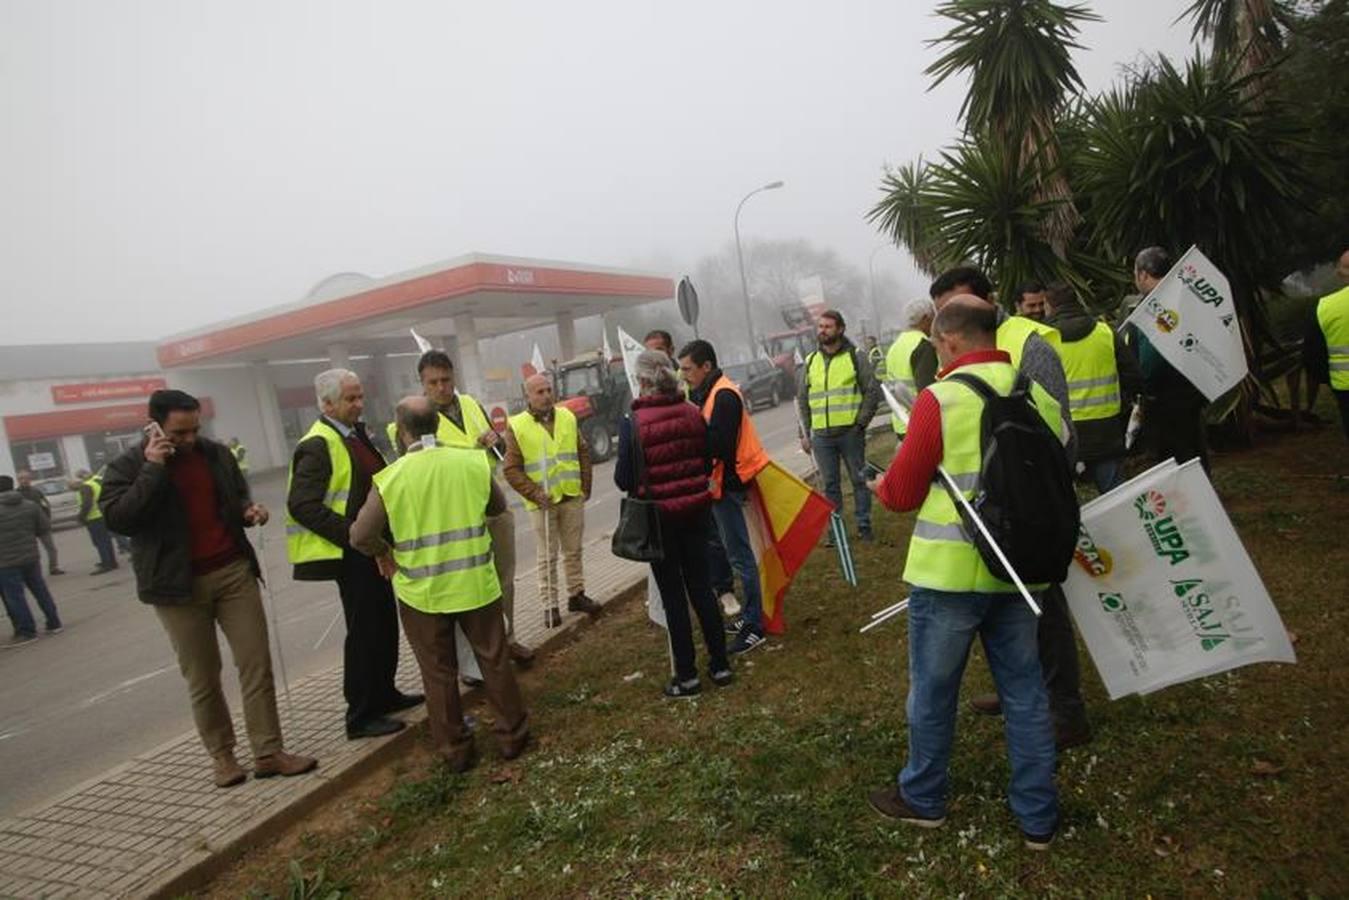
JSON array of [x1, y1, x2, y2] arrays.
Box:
[[885, 298, 937, 438], [1303, 247, 1349, 440], [1042, 283, 1143, 492], [867, 296, 1063, 850], [350, 396, 530, 773], [501, 373, 598, 631]]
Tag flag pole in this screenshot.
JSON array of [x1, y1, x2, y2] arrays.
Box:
[[880, 384, 1041, 617]]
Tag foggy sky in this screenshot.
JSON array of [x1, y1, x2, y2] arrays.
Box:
[[0, 1, 1201, 345]]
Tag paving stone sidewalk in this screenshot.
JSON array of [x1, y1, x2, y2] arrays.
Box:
[[0, 535, 647, 900]]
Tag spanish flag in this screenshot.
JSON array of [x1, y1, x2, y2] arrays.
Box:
[[744, 461, 835, 634]]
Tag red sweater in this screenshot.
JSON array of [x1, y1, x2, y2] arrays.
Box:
[[875, 349, 1010, 512], [169, 445, 242, 575]]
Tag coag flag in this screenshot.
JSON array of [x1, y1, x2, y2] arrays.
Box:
[[743, 461, 834, 634], [1064, 458, 1295, 698], [1122, 245, 1248, 402]]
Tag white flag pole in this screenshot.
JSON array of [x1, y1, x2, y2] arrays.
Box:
[[859, 600, 909, 633], [880, 384, 1041, 617], [253, 529, 295, 717]]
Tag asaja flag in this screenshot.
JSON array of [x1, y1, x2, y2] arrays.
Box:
[[742, 460, 834, 634], [1123, 245, 1248, 402], [1064, 459, 1295, 699], [616, 326, 645, 398]]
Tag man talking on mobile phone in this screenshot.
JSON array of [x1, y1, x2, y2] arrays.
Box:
[[99, 390, 318, 788]]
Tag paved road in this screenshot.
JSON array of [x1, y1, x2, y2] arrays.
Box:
[[0, 401, 807, 817]]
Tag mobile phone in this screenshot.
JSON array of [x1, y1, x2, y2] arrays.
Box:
[[144, 421, 166, 441]]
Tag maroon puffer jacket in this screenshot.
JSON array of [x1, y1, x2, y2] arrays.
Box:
[[632, 393, 711, 518]]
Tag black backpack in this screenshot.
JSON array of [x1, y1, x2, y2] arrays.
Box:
[[944, 372, 1079, 586]]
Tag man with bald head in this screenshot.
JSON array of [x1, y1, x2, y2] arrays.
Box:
[[351, 395, 529, 772], [867, 296, 1064, 849], [502, 373, 597, 636]]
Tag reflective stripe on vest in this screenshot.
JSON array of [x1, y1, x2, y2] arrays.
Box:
[[885, 330, 927, 436], [285, 420, 356, 565], [509, 406, 583, 510], [386, 395, 497, 467], [902, 361, 1064, 593], [700, 375, 770, 500], [806, 349, 861, 430], [1318, 286, 1349, 390], [373, 446, 500, 614], [1059, 321, 1121, 422], [84, 476, 103, 522], [996, 316, 1061, 370]]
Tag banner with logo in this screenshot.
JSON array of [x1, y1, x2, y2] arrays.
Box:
[[1122, 245, 1248, 402], [1064, 459, 1295, 699]]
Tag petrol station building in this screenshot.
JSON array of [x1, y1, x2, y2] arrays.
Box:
[[0, 253, 673, 481]]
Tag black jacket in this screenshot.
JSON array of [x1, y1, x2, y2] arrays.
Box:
[[285, 418, 385, 581], [688, 370, 748, 494], [99, 438, 260, 605]]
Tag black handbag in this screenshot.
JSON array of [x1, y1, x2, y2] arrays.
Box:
[[611, 416, 665, 562]]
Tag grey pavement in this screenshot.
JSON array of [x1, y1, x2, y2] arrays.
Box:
[[0, 402, 813, 898]]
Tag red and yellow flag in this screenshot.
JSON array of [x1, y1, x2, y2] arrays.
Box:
[[745, 461, 834, 634]]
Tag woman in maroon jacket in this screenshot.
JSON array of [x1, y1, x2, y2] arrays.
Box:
[[614, 351, 731, 698]]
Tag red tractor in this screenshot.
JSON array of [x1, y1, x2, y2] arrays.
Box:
[[761, 302, 824, 395], [552, 352, 631, 462]]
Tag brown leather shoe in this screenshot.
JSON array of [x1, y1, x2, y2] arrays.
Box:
[[253, 750, 318, 779], [509, 641, 536, 668], [567, 592, 602, 616], [968, 693, 1002, 716], [212, 751, 246, 788]]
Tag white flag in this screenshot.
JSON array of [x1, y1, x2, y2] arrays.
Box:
[[1064, 459, 1295, 699], [531, 343, 547, 374], [410, 328, 433, 354], [616, 326, 645, 398], [793, 347, 804, 367], [1122, 245, 1248, 402], [602, 327, 614, 362]]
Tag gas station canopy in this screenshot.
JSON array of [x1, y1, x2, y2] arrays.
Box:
[[157, 253, 674, 368]]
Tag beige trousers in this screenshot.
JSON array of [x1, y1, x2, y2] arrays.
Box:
[[154, 558, 283, 759], [529, 495, 585, 609]]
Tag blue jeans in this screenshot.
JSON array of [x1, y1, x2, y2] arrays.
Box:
[[900, 588, 1058, 835], [87, 520, 117, 568], [0, 560, 62, 636], [711, 490, 764, 634], [812, 427, 872, 534], [1085, 457, 1124, 494]]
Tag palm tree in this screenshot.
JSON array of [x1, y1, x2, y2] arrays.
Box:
[[925, 0, 1100, 257], [1181, 0, 1293, 83]]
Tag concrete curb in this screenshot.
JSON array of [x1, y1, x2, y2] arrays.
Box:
[[143, 576, 649, 899]]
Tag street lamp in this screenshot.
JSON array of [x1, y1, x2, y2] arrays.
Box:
[[734, 180, 785, 359]]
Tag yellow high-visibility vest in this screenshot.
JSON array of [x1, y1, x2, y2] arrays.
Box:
[[1058, 322, 1121, 422], [903, 361, 1067, 593], [385, 394, 497, 469], [1318, 285, 1349, 390], [285, 420, 358, 565], [509, 406, 583, 510], [84, 475, 104, 522], [374, 445, 500, 614], [885, 330, 927, 436], [805, 349, 861, 430]]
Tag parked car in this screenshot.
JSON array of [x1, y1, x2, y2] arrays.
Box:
[[722, 359, 789, 412], [34, 478, 81, 529]]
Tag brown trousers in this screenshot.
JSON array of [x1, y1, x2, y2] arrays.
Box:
[[154, 558, 283, 759], [398, 598, 529, 768], [487, 508, 517, 636], [529, 495, 585, 609]]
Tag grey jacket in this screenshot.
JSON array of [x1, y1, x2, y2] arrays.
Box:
[[796, 338, 882, 439], [0, 491, 50, 568], [996, 309, 1078, 466]]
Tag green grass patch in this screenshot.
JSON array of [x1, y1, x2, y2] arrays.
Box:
[[217, 406, 1348, 899]]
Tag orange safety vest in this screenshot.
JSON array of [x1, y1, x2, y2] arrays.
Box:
[[700, 374, 770, 500]]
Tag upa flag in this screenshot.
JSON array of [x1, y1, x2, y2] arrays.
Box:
[[617, 326, 645, 397], [1122, 245, 1248, 402], [1063, 459, 1295, 699], [742, 461, 834, 634]]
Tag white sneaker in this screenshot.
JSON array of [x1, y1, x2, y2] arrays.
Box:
[[718, 592, 740, 617]]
